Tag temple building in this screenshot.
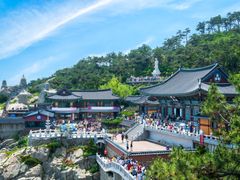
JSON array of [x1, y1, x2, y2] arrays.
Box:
[[140, 63, 238, 134], [19, 75, 27, 89], [46, 89, 120, 121], [24, 110, 54, 129], [125, 95, 160, 115]]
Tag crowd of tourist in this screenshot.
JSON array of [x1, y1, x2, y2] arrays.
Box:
[[101, 155, 146, 180], [53, 119, 102, 133], [135, 112, 200, 135]]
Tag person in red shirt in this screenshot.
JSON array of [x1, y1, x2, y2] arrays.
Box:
[[104, 149, 108, 157]]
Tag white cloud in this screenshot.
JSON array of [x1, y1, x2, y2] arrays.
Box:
[[9, 56, 60, 85], [107, 0, 202, 15], [0, 0, 202, 61], [169, 0, 202, 10], [123, 36, 155, 54], [0, 0, 114, 60]]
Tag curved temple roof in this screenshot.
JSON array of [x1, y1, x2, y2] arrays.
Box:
[[48, 89, 119, 101], [72, 89, 119, 100], [125, 95, 159, 105], [141, 63, 238, 97]]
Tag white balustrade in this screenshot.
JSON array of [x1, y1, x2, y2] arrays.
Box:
[[28, 129, 107, 141], [96, 154, 135, 180]]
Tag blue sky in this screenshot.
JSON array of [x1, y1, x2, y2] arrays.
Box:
[[0, 0, 239, 85]]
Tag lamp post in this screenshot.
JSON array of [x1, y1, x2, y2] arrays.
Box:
[[45, 115, 51, 133]]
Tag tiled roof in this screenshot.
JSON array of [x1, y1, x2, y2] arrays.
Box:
[[141, 63, 238, 97], [72, 89, 119, 100], [125, 95, 159, 105], [25, 110, 55, 118], [201, 83, 237, 95], [48, 94, 81, 100], [125, 96, 142, 102]]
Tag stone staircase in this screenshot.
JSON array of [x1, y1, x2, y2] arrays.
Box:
[[125, 123, 144, 141], [96, 154, 135, 180]]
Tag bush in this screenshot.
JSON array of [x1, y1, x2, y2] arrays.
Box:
[[107, 127, 126, 134], [0, 94, 8, 104], [61, 158, 76, 170], [0, 103, 5, 110], [102, 118, 123, 128], [20, 155, 41, 167], [82, 139, 97, 157], [46, 141, 61, 154], [121, 110, 135, 117], [17, 136, 28, 148], [66, 146, 81, 154], [87, 163, 99, 173], [5, 147, 19, 157]]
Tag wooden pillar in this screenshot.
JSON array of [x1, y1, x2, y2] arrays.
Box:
[[190, 106, 193, 120], [182, 107, 186, 120]]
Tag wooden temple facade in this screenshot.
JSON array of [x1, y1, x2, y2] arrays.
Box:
[[46, 89, 120, 121], [139, 63, 238, 134]]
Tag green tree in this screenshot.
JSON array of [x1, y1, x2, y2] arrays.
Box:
[[99, 77, 135, 98], [0, 93, 8, 103]]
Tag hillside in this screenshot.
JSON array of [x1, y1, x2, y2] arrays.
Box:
[[28, 11, 240, 92]]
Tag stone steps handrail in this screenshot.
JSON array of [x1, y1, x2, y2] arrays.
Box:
[[125, 123, 139, 135], [144, 125, 219, 142], [96, 154, 135, 180], [105, 138, 129, 155]]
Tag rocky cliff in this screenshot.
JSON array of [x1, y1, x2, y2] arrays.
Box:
[[0, 139, 100, 180]]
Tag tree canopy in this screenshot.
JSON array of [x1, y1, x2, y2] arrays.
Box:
[[99, 77, 135, 98]]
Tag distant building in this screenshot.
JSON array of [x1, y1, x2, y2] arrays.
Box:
[[0, 74, 29, 98], [1, 80, 7, 89], [6, 103, 29, 117], [19, 75, 27, 89]]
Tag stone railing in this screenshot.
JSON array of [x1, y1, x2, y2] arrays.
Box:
[[105, 138, 129, 155], [125, 124, 144, 141], [144, 125, 219, 145], [96, 154, 135, 180], [29, 129, 107, 140]]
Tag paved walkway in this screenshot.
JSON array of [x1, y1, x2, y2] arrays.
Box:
[[113, 134, 167, 152]]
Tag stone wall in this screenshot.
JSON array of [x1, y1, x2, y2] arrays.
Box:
[[0, 123, 25, 139], [29, 137, 93, 147], [147, 130, 194, 148], [99, 164, 124, 180]]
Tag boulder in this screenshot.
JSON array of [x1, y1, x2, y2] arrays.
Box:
[[0, 152, 7, 163], [0, 139, 15, 149], [18, 177, 41, 180], [2, 155, 21, 179], [19, 163, 29, 174], [25, 164, 42, 177], [54, 147, 67, 157], [8, 142, 19, 149], [68, 148, 83, 164], [31, 147, 49, 162]]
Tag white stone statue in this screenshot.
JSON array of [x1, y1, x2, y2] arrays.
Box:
[[152, 58, 161, 77]]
